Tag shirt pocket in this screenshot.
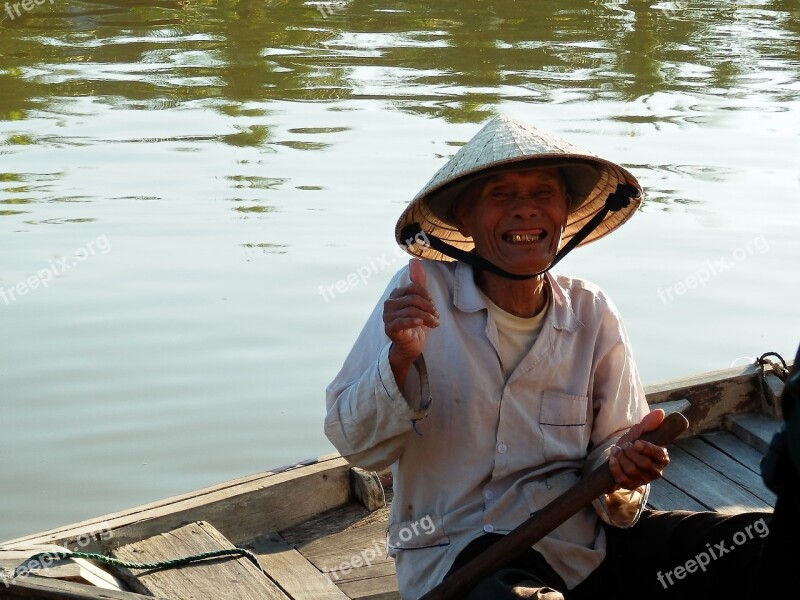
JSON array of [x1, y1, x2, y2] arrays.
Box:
[[539, 391, 589, 462], [386, 514, 450, 557]]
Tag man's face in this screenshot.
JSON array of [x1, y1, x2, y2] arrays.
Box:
[[454, 167, 570, 276]]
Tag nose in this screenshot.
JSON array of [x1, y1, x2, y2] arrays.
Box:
[[509, 193, 543, 218]]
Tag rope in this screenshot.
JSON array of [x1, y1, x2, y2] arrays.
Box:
[[757, 351, 788, 410], [12, 547, 265, 580], [758, 351, 788, 375]]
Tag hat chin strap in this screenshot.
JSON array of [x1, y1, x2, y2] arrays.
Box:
[[400, 183, 638, 281]]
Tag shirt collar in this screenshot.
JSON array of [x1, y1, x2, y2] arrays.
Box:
[[452, 261, 581, 332]]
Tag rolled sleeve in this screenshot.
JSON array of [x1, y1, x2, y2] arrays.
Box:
[[324, 270, 432, 471], [585, 302, 650, 528], [586, 442, 650, 527]]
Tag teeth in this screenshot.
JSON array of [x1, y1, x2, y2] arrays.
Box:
[[506, 232, 544, 242]]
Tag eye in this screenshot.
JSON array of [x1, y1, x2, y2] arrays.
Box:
[[488, 188, 512, 202], [532, 186, 557, 200]]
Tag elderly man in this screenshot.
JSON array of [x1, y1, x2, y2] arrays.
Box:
[[325, 115, 770, 599]]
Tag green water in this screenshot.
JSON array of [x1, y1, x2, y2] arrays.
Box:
[[0, 0, 798, 541]]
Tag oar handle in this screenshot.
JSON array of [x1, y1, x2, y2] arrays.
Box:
[[420, 411, 690, 600]]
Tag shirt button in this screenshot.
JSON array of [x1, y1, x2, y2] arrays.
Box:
[[497, 442, 507, 454], [484, 489, 494, 500], [483, 524, 494, 533]]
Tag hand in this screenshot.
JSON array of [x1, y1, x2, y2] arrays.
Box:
[[608, 409, 671, 491], [383, 259, 439, 386]]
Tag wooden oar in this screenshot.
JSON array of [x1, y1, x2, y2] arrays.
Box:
[[419, 411, 690, 600]]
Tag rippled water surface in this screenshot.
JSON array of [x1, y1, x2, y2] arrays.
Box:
[[1, 0, 798, 540]]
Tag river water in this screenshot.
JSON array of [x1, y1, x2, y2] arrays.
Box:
[[0, 0, 798, 541]]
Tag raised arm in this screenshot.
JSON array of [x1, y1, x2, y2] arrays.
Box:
[[324, 259, 438, 471]]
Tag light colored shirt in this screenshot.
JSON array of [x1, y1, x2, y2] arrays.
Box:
[[325, 260, 650, 600], [477, 287, 549, 379]]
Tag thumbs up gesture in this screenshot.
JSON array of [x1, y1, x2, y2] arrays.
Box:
[[383, 259, 440, 387]]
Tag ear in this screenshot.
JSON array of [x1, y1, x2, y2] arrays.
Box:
[[561, 193, 573, 229], [452, 194, 472, 238]]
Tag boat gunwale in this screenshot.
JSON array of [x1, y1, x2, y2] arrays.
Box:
[[1, 360, 790, 553], [1, 454, 350, 551]]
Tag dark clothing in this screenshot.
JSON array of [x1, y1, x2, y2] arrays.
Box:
[[444, 509, 772, 600]]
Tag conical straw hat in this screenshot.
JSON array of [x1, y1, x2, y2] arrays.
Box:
[[395, 115, 643, 262]]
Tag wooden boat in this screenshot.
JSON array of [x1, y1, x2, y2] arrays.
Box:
[[0, 355, 792, 600]]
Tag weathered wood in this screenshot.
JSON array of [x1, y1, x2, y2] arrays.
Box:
[[337, 574, 400, 600], [4, 361, 793, 600], [0, 576, 166, 600], [724, 412, 783, 455], [350, 468, 386, 512], [248, 532, 350, 600], [700, 430, 765, 474], [646, 477, 706, 512], [280, 495, 391, 555], [3, 455, 351, 553], [645, 364, 763, 436], [331, 560, 397, 584], [279, 497, 395, 593], [111, 521, 289, 600], [759, 372, 786, 419], [651, 399, 691, 418], [660, 446, 772, 513], [674, 437, 777, 505], [1, 547, 126, 591], [290, 519, 391, 575]]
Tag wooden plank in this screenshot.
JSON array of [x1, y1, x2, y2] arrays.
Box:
[[280, 498, 387, 551], [0, 575, 166, 600], [645, 364, 762, 437], [1, 546, 126, 591], [674, 437, 777, 505], [248, 532, 350, 600], [279, 499, 397, 597], [759, 372, 786, 418], [646, 477, 706, 512], [700, 430, 765, 474], [650, 399, 691, 417], [724, 412, 783, 454], [3, 456, 351, 552], [294, 520, 391, 576], [659, 446, 772, 513], [337, 574, 400, 600], [111, 521, 289, 600], [350, 468, 386, 512], [332, 561, 397, 584]]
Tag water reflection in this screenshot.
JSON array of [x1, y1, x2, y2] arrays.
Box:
[[0, 0, 797, 542], [1, 1, 796, 124]]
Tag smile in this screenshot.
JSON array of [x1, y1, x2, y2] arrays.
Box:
[[502, 230, 546, 243]]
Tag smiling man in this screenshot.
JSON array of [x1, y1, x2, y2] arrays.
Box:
[[325, 115, 771, 599]]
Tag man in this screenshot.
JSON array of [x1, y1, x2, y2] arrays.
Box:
[[325, 115, 769, 599]]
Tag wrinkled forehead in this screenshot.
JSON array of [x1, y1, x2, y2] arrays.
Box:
[[460, 167, 568, 205], [479, 167, 565, 188]]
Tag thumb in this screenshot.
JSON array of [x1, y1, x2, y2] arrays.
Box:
[[639, 408, 666, 433], [409, 258, 427, 288], [619, 408, 665, 445]]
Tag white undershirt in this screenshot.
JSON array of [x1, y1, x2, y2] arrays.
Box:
[[478, 289, 550, 378]]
